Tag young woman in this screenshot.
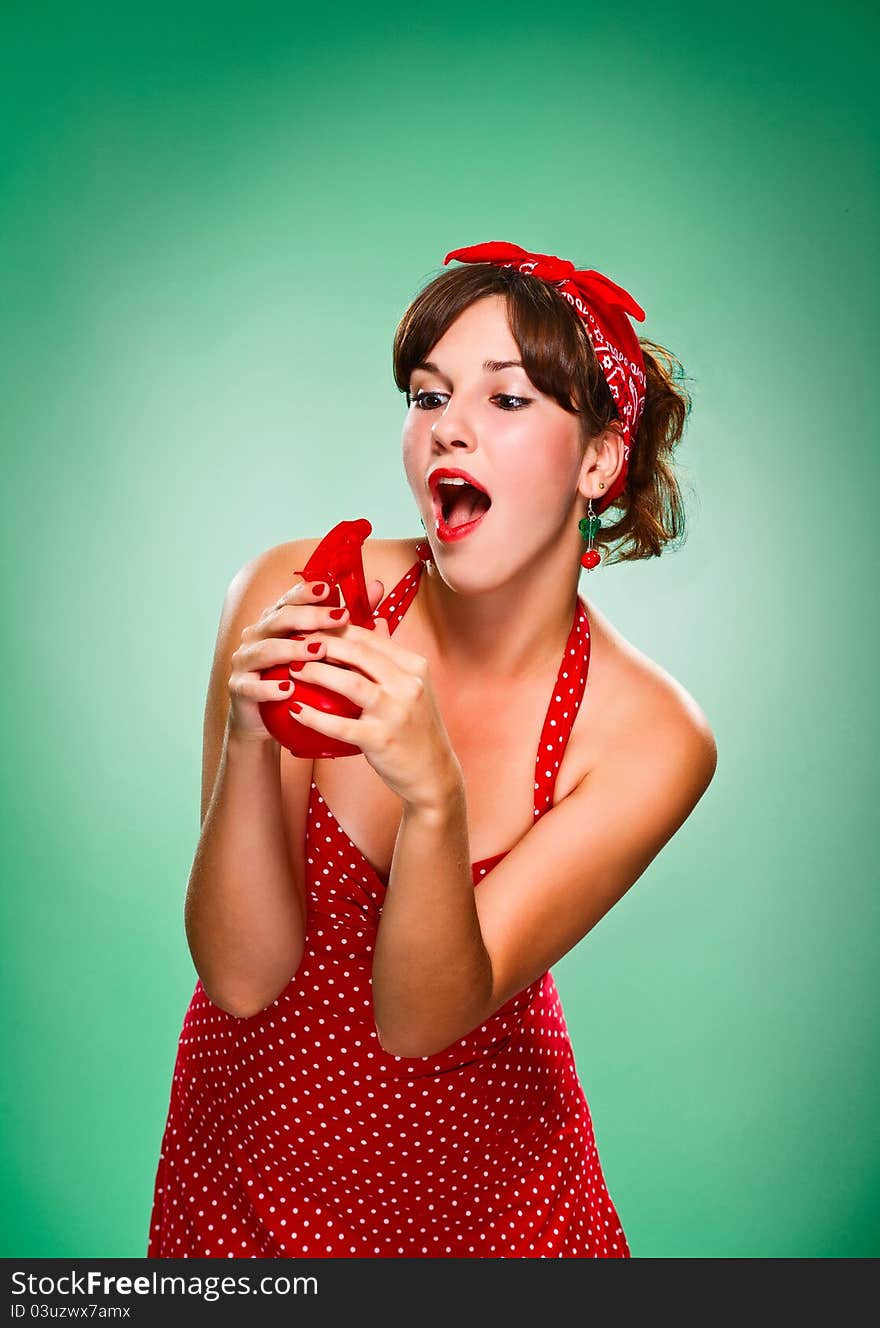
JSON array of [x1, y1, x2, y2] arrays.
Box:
[[147, 241, 717, 1259]]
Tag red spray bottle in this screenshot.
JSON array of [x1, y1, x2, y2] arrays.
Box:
[[259, 518, 375, 759]]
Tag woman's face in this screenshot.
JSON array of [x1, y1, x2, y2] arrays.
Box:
[[402, 294, 588, 583]]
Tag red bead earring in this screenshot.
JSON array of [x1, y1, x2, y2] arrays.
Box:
[[578, 486, 605, 571]]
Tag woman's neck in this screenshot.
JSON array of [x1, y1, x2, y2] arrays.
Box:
[[417, 549, 581, 683]]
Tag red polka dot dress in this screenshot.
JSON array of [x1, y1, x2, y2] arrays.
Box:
[[147, 544, 630, 1259]]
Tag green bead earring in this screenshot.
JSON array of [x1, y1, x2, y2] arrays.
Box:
[[579, 485, 605, 571]]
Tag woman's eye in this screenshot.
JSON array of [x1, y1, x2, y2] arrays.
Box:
[[493, 394, 531, 410], [410, 390, 448, 410]]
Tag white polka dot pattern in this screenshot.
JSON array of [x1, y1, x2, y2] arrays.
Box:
[[146, 550, 629, 1258]]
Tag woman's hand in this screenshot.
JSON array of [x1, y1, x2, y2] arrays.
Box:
[[286, 617, 462, 811], [227, 574, 386, 744]]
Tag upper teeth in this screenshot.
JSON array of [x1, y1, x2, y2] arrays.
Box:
[[437, 477, 474, 488]]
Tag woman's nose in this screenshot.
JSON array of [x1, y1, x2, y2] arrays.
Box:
[[431, 405, 475, 449]]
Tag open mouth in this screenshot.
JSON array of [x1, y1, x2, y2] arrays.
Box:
[[433, 481, 492, 532]]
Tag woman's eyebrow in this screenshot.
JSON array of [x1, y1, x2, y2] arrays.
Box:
[[412, 358, 524, 382]]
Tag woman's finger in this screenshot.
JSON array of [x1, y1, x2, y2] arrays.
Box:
[[288, 699, 363, 746], [308, 625, 419, 685], [287, 660, 378, 709], [248, 601, 347, 640]]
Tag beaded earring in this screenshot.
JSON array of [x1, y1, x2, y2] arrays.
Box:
[[578, 484, 605, 571]]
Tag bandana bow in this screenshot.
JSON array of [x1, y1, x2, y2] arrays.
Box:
[[443, 241, 647, 513]]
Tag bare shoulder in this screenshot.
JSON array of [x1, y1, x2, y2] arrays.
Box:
[[582, 597, 718, 794]]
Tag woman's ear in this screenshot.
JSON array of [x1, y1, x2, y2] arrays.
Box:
[[577, 425, 625, 499]]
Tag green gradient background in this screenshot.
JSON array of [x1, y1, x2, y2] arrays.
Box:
[[2, 2, 877, 1259]]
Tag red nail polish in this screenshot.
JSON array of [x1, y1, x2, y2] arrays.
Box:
[[307, 641, 322, 653], [289, 702, 303, 713], [329, 607, 346, 619], [312, 582, 326, 596], [290, 660, 305, 671], [279, 680, 291, 690]]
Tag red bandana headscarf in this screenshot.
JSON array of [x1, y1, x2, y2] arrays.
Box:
[[443, 241, 647, 513]]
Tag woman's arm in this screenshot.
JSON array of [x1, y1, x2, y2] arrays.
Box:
[[183, 540, 323, 1019], [185, 724, 306, 1018], [373, 699, 717, 1058], [372, 773, 492, 1058]]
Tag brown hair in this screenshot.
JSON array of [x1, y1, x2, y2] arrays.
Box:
[[392, 262, 694, 564]]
